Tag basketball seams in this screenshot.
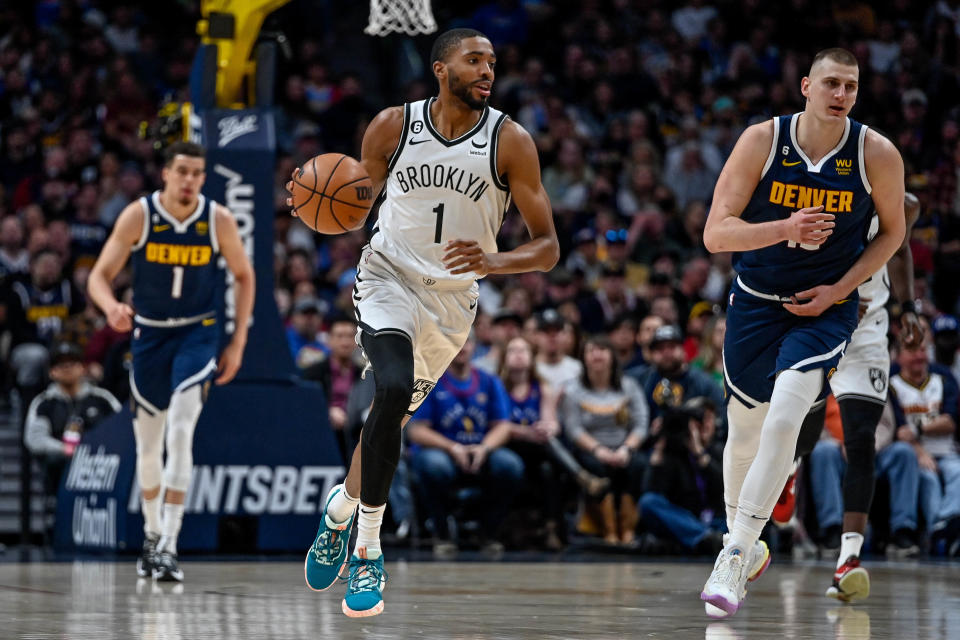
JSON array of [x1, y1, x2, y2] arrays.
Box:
[[292, 153, 374, 233]]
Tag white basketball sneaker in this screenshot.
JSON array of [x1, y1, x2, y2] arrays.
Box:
[[702, 537, 771, 618]]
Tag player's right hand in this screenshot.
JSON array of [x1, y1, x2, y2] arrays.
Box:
[[785, 205, 834, 246], [285, 168, 298, 215], [900, 310, 924, 349], [107, 301, 134, 332]]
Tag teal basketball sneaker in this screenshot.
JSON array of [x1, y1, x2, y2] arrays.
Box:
[[341, 547, 388, 617], [304, 484, 355, 591]]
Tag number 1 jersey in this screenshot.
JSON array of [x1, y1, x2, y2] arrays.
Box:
[[734, 113, 875, 297], [370, 97, 512, 289], [130, 191, 221, 323]]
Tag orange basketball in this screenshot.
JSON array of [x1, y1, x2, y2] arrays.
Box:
[[291, 153, 374, 234]]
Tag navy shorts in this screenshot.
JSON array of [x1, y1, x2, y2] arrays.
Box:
[[130, 319, 219, 414], [723, 279, 859, 408]]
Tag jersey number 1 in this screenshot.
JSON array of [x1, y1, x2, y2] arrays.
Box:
[[171, 266, 184, 299], [433, 203, 444, 243]]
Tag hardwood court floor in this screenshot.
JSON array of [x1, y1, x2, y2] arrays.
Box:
[[0, 558, 957, 639]]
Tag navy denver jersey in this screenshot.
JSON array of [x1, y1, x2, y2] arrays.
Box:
[[130, 191, 220, 323], [734, 114, 875, 297], [506, 381, 542, 426]]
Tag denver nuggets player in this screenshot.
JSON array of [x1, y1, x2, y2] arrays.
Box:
[[88, 142, 254, 582], [699, 48, 905, 617], [296, 28, 558, 618]]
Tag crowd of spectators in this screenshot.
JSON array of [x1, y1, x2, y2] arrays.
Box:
[[3, 1, 960, 554]]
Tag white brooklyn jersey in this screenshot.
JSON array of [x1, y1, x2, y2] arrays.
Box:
[[858, 214, 890, 316], [370, 97, 511, 289]]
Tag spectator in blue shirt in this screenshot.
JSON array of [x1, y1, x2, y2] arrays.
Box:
[[408, 335, 524, 557]]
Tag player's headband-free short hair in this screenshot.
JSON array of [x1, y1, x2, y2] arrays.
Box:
[[430, 28, 490, 64], [163, 141, 206, 166], [810, 48, 858, 73]]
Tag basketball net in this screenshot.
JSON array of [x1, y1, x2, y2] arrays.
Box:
[[364, 0, 437, 36]]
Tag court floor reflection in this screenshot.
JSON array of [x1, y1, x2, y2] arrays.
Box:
[[0, 559, 956, 639]]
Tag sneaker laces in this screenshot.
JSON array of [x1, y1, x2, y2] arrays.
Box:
[[344, 557, 388, 593], [311, 528, 345, 565], [712, 552, 744, 588]]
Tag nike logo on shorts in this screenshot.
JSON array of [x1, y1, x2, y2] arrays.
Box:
[[469, 300, 477, 310]]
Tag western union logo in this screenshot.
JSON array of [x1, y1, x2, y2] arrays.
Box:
[[145, 242, 212, 266], [835, 158, 852, 176], [769, 180, 853, 213]]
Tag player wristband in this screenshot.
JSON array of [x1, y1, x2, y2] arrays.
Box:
[[900, 299, 916, 315]]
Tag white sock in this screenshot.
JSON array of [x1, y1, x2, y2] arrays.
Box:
[[838, 532, 864, 567], [142, 493, 163, 537], [730, 369, 823, 551], [355, 503, 386, 559], [326, 483, 360, 525], [161, 502, 185, 554], [723, 398, 767, 531]]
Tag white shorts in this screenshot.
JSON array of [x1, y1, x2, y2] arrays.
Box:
[[828, 307, 889, 404], [353, 246, 478, 413]]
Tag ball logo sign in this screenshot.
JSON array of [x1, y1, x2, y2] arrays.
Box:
[[217, 114, 259, 147]]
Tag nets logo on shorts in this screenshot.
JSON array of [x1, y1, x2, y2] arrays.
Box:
[[411, 379, 435, 405], [869, 367, 887, 393]]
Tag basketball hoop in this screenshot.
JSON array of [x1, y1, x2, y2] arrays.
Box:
[[364, 0, 437, 37]]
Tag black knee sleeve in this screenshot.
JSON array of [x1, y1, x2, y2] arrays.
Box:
[[794, 402, 826, 460], [359, 331, 414, 506], [838, 397, 884, 514]]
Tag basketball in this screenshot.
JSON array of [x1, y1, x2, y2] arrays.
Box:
[[291, 153, 374, 234]]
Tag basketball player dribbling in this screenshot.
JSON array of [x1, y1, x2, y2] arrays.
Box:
[[294, 28, 559, 618], [699, 48, 905, 618], [88, 142, 254, 582]]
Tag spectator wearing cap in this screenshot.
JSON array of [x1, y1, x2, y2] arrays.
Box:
[[684, 300, 716, 361], [565, 228, 601, 289], [629, 324, 724, 433], [544, 266, 580, 310], [932, 315, 960, 385], [601, 228, 630, 266], [561, 335, 649, 544], [474, 308, 524, 375], [286, 296, 329, 368], [577, 263, 637, 335], [24, 341, 120, 537], [534, 309, 583, 389]]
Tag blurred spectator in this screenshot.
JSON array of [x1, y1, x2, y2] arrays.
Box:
[[609, 314, 642, 370], [931, 315, 960, 383], [890, 343, 960, 555], [565, 228, 601, 288], [286, 296, 329, 369], [562, 336, 648, 544], [24, 342, 120, 535], [691, 313, 725, 387], [542, 138, 593, 215], [809, 394, 922, 558], [500, 336, 609, 549], [630, 324, 724, 429], [534, 308, 582, 388], [408, 336, 523, 557], [0, 216, 29, 278], [8, 249, 83, 400], [577, 263, 637, 335], [475, 308, 523, 374], [640, 400, 725, 554], [302, 316, 363, 461]]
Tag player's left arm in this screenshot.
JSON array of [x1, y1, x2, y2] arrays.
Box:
[[214, 205, 255, 385], [443, 120, 559, 276], [888, 192, 923, 347], [784, 130, 905, 316]]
